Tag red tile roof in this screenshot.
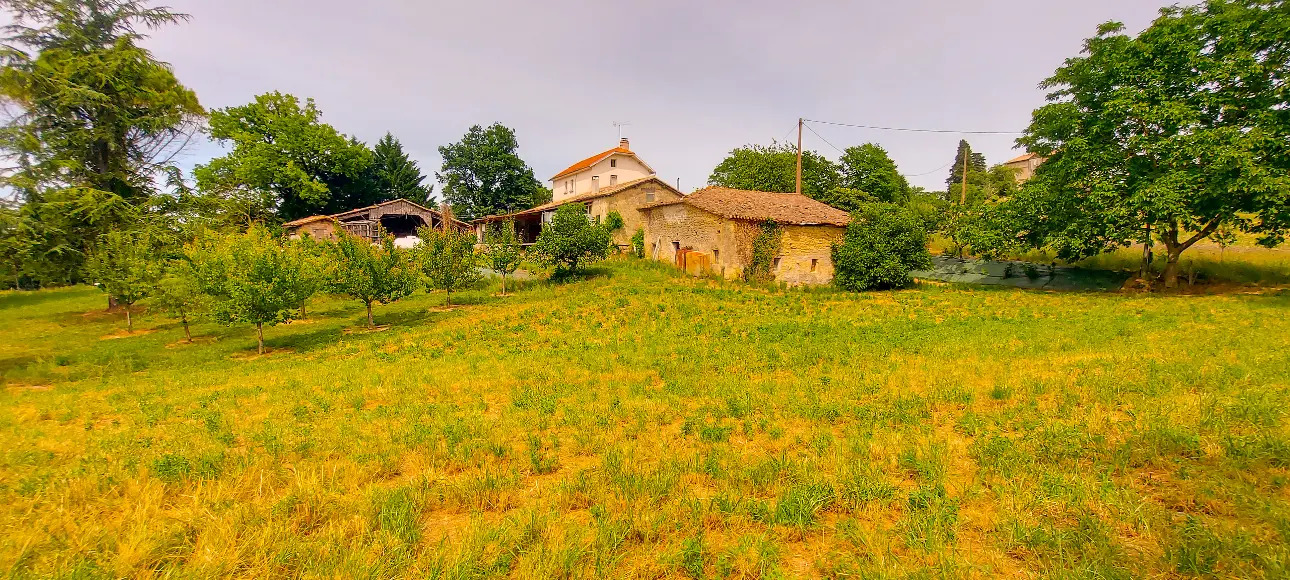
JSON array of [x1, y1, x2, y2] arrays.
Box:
[[549, 147, 632, 181], [282, 215, 336, 227], [1005, 152, 1038, 164], [473, 176, 682, 223], [640, 186, 850, 226]]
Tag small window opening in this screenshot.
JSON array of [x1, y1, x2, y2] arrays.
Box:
[[645, 192, 655, 202], [773, 257, 781, 270], [713, 249, 720, 262], [610, 174, 618, 185], [811, 259, 818, 272], [610, 159, 617, 168]]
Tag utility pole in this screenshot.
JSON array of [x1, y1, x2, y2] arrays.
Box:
[[796, 118, 804, 195], [959, 144, 969, 205]]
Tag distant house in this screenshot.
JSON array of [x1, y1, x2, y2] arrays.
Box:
[[637, 187, 851, 285], [284, 199, 471, 246], [474, 176, 685, 247], [550, 138, 656, 202], [1003, 152, 1045, 183]]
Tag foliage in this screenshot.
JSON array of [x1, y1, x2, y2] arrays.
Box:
[[1011, 1, 1290, 287], [436, 123, 544, 221], [940, 203, 1021, 260], [416, 226, 481, 306], [188, 225, 315, 353], [945, 140, 987, 200], [195, 92, 375, 222], [532, 203, 613, 275], [744, 220, 783, 283], [630, 227, 646, 259], [371, 133, 433, 205], [839, 144, 910, 204], [325, 231, 418, 327], [603, 210, 624, 232], [482, 221, 523, 295], [0, 0, 203, 280], [832, 203, 932, 291], [83, 228, 164, 329], [813, 187, 877, 214], [907, 189, 951, 233], [708, 142, 839, 202], [151, 258, 207, 342], [1211, 225, 1238, 261]]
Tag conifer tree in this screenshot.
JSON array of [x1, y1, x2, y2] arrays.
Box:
[[371, 133, 434, 205]]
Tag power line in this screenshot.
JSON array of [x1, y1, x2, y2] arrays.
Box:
[[804, 118, 1023, 135], [802, 122, 845, 155], [906, 161, 956, 177]]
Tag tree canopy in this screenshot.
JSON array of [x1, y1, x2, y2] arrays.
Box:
[[1010, 0, 1290, 286], [707, 143, 839, 201], [371, 133, 434, 205], [436, 123, 543, 221], [838, 144, 910, 204], [194, 92, 376, 222]]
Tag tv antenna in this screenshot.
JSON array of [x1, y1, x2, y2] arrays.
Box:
[[613, 121, 631, 139]]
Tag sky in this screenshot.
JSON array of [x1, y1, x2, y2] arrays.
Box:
[[130, 0, 1170, 193]]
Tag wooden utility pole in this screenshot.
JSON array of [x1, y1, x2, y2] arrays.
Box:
[[796, 118, 804, 195], [960, 144, 969, 205]]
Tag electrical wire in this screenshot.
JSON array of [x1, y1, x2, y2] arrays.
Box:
[[804, 118, 1023, 135], [802, 122, 846, 155], [905, 161, 956, 177]]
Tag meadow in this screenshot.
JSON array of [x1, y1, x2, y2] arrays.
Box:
[[1, 258, 1289, 578]]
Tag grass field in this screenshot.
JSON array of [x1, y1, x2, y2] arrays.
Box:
[[2, 258, 1289, 578]]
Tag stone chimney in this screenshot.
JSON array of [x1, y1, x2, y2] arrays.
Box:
[[619, 137, 630, 151]]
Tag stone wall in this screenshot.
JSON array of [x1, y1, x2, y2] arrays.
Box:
[[589, 182, 684, 247], [639, 204, 844, 285]]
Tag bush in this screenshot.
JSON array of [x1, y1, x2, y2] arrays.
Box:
[[630, 228, 645, 258], [533, 203, 612, 274], [832, 203, 932, 291], [416, 227, 481, 306]]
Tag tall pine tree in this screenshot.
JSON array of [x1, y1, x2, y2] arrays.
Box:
[[371, 133, 434, 205], [945, 140, 987, 202]]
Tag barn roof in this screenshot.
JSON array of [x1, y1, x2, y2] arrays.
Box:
[[473, 176, 682, 223], [639, 186, 850, 226]]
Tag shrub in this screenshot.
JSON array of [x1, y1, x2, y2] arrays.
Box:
[[744, 220, 782, 283], [832, 203, 933, 291], [533, 203, 612, 275], [630, 227, 646, 258]]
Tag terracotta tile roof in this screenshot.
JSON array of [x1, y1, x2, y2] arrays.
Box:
[[1005, 152, 1038, 164], [640, 186, 851, 227], [550, 147, 635, 181], [283, 215, 336, 227], [473, 176, 682, 223]]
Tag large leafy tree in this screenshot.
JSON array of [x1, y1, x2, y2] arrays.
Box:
[[838, 143, 910, 204], [194, 92, 376, 222], [371, 133, 433, 205], [707, 143, 839, 201], [1012, 1, 1290, 287], [0, 0, 203, 280], [832, 203, 932, 291], [436, 123, 543, 221]]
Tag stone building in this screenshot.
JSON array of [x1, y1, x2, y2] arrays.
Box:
[[1003, 152, 1046, 183], [637, 186, 851, 285], [474, 176, 684, 248], [549, 138, 655, 203], [284, 199, 471, 246]]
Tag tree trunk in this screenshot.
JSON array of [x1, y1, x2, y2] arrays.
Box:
[[299, 303, 307, 319], [445, 288, 452, 307], [366, 302, 374, 328], [1140, 223, 1152, 280], [256, 322, 264, 355], [501, 273, 507, 296], [1162, 248, 1183, 288], [108, 295, 118, 311], [125, 306, 132, 332], [182, 315, 192, 343]]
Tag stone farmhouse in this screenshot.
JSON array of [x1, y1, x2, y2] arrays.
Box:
[[285, 199, 471, 246], [550, 138, 655, 202], [1003, 152, 1046, 183], [638, 186, 850, 285]]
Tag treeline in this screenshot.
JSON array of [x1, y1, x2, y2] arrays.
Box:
[[0, 1, 551, 289]]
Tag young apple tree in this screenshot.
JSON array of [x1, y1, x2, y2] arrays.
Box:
[[326, 231, 418, 327]]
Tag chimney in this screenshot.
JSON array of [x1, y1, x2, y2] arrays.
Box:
[[619, 137, 630, 151]]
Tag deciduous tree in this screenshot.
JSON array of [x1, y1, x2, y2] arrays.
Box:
[[416, 227, 480, 306], [1012, 1, 1290, 287], [832, 203, 932, 291], [189, 225, 315, 354], [326, 231, 418, 327], [436, 124, 543, 220], [707, 143, 839, 202], [84, 228, 163, 331], [195, 93, 375, 222], [838, 144, 910, 204], [482, 220, 523, 295], [532, 203, 612, 275], [152, 259, 207, 342]]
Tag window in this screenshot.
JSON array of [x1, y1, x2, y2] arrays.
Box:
[[713, 249, 720, 262], [592, 175, 600, 191], [773, 257, 781, 270], [645, 192, 655, 202], [609, 175, 618, 186], [610, 159, 617, 168], [811, 259, 818, 272]]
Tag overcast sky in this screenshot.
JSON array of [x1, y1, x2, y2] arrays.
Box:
[[135, 0, 1169, 193]]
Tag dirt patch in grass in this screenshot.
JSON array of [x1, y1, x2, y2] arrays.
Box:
[[229, 347, 296, 360], [342, 325, 391, 335], [99, 328, 157, 340]]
